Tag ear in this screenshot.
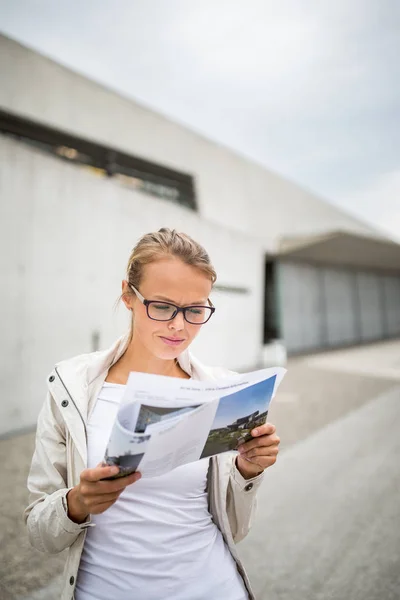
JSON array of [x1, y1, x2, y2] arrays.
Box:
[[121, 280, 133, 311]]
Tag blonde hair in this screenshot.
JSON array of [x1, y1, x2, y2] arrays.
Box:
[[118, 229, 217, 321], [126, 228, 217, 288]]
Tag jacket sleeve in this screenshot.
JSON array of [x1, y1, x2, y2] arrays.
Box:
[[24, 391, 91, 554], [226, 455, 265, 543]]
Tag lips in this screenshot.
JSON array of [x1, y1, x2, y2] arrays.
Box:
[[159, 336, 185, 346]]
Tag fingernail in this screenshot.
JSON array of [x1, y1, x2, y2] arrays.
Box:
[[110, 466, 119, 474], [252, 429, 259, 436]]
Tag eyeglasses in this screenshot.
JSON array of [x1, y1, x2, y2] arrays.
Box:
[[129, 285, 215, 325]]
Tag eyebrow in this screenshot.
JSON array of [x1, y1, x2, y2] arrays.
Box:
[[152, 294, 208, 305]]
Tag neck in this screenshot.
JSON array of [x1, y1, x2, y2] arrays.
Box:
[[122, 340, 178, 376]]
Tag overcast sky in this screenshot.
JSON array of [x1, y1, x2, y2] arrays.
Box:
[[1, 0, 399, 239]]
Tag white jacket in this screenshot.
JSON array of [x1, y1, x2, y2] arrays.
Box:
[[25, 333, 264, 600]]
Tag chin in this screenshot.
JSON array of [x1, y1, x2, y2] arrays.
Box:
[[157, 350, 180, 361]]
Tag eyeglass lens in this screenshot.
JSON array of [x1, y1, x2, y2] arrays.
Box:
[[148, 302, 212, 324]]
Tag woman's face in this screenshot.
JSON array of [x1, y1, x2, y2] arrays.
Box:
[[122, 257, 213, 359]]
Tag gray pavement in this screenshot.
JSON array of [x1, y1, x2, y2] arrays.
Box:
[[0, 431, 67, 599], [1, 340, 399, 599], [239, 384, 400, 600]]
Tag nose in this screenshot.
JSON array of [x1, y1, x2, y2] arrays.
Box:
[[168, 310, 185, 331]]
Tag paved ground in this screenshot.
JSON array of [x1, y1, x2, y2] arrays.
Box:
[[0, 433, 67, 600], [304, 338, 400, 381], [239, 385, 400, 600], [0, 339, 399, 599]]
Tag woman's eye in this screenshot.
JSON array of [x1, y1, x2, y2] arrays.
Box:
[[187, 307, 203, 315], [153, 304, 172, 311]]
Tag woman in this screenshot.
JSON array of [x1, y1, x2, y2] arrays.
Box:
[[25, 228, 280, 600]]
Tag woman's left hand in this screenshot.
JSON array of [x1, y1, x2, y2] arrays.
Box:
[[236, 423, 280, 480]]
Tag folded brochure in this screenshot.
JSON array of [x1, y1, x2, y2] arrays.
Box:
[[104, 366, 286, 479]]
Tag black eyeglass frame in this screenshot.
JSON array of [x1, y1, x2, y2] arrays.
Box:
[[129, 284, 216, 325]]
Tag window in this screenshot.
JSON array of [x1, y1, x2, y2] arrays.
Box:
[[263, 259, 280, 343], [0, 109, 197, 210]]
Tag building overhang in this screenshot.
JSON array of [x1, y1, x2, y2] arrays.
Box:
[[277, 230, 400, 272]]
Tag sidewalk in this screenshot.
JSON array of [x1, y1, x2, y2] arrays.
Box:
[[1, 339, 399, 599], [304, 338, 400, 381], [239, 385, 400, 599], [268, 338, 399, 450]]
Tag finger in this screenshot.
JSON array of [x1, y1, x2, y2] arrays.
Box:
[[87, 472, 142, 507], [251, 423, 276, 437], [82, 464, 120, 483], [97, 471, 142, 494], [90, 499, 119, 514], [81, 472, 141, 501], [87, 490, 124, 505], [238, 433, 280, 454], [243, 445, 280, 460]]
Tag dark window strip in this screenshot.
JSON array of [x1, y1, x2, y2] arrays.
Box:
[[0, 109, 197, 210]]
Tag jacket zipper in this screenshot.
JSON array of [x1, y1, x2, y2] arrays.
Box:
[[55, 365, 88, 436]]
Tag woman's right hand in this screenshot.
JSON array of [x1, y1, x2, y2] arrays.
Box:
[[66, 464, 141, 524]]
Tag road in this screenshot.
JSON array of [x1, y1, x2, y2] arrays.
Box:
[[239, 385, 400, 600]]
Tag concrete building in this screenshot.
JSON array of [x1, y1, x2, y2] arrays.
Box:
[[1, 34, 400, 436]]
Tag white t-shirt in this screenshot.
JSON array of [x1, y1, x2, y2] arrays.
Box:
[[75, 382, 248, 600]]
